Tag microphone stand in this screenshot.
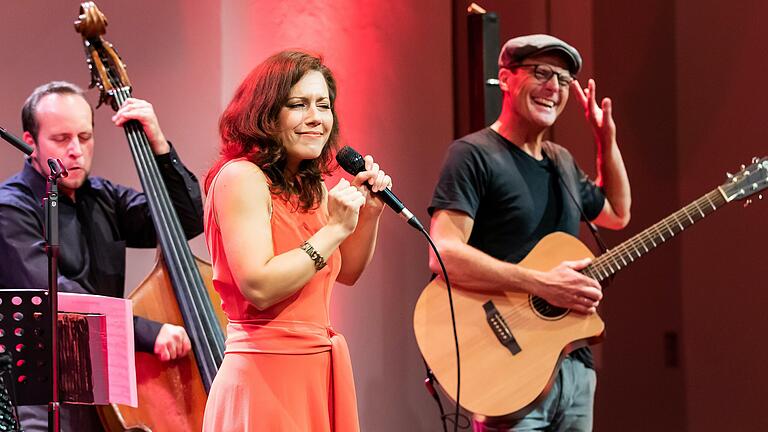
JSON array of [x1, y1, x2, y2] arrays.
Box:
[[44, 158, 67, 432], [0, 127, 32, 432]]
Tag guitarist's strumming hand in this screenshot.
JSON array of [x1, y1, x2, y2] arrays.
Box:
[[530, 258, 602, 315]]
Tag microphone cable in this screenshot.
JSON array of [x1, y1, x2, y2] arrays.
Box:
[[418, 226, 469, 431], [334, 146, 467, 429]]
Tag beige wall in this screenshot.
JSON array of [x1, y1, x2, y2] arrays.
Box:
[[218, 1, 454, 429], [0, 0, 222, 268], [1, 1, 450, 430]]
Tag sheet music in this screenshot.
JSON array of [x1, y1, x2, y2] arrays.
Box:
[[58, 293, 138, 407]]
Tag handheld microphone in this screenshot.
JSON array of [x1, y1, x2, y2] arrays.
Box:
[[336, 146, 424, 231]]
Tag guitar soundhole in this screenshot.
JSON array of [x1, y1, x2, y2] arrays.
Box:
[[529, 295, 569, 320]]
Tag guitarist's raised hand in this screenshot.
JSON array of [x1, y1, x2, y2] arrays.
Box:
[[571, 78, 615, 149], [530, 258, 603, 315], [571, 79, 632, 230]]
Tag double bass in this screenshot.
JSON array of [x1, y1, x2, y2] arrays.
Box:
[[73, 3, 226, 430]]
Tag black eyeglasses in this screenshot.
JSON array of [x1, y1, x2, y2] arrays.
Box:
[[512, 64, 575, 87]]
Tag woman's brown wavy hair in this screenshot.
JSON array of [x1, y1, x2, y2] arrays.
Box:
[[205, 50, 339, 210]]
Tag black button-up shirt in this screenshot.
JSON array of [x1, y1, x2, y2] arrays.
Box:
[[0, 145, 204, 352]]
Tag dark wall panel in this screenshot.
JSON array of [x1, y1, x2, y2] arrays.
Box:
[[677, 1, 768, 430], [593, 1, 687, 431]]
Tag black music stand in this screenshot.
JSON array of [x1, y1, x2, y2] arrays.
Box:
[[1, 125, 62, 432], [0, 350, 21, 431], [0, 289, 53, 408]]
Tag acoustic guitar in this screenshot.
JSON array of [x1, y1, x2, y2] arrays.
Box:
[[413, 157, 768, 419]]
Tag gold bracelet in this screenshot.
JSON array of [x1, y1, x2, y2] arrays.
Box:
[[300, 241, 327, 271]]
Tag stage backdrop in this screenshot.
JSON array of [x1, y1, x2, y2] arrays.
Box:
[[2, 1, 768, 431]]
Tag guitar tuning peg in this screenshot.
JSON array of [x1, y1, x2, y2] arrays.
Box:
[[726, 172, 734, 179], [741, 164, 746, 170], [753, 156, 760, 163]]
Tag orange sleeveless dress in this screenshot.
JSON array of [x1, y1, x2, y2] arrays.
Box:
[[202, 160, 360, 432]]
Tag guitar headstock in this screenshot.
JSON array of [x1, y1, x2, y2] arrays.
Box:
[[73, 2, 131, 111], [720, 157, 768, 203]]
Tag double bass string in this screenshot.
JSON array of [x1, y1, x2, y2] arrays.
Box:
[[119, 97, 224, 386], [109, 79, 224, 389]]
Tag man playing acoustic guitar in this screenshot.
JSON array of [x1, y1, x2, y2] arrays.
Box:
[[428, 34, 631, 431]]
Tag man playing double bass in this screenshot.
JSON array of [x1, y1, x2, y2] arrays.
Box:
[[0, 81, 199, 431]]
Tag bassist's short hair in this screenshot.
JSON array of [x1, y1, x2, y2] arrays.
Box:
[[22, 81, 94, 141]]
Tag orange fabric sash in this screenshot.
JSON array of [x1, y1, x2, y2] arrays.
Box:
[[226, 320, 359, 432]]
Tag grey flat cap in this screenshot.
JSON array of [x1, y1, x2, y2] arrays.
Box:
[[498, 34, 582, 75]]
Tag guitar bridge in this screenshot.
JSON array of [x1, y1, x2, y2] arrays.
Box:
[[483, 301, 521, 355]]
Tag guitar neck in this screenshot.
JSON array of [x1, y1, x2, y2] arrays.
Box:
[[583, 188, 728, 282]]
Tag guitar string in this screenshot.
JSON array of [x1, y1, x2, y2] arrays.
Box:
[[496, 189, 728, 323], [466, 173, 761, 345], [589, 191, 721, 278]]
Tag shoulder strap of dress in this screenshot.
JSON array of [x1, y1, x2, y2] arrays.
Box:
[[207, 158, 273, 229]]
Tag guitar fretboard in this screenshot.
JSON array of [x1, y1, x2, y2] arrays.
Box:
[[583, 188, 727, 282]]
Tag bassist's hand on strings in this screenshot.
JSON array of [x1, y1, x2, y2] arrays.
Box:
[[112, 97, 171, 155], [154, 323, 192, 362], [530, 258, 602, 315]]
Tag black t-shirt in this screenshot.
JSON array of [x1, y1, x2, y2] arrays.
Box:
[[429, 127, 605, 368]]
